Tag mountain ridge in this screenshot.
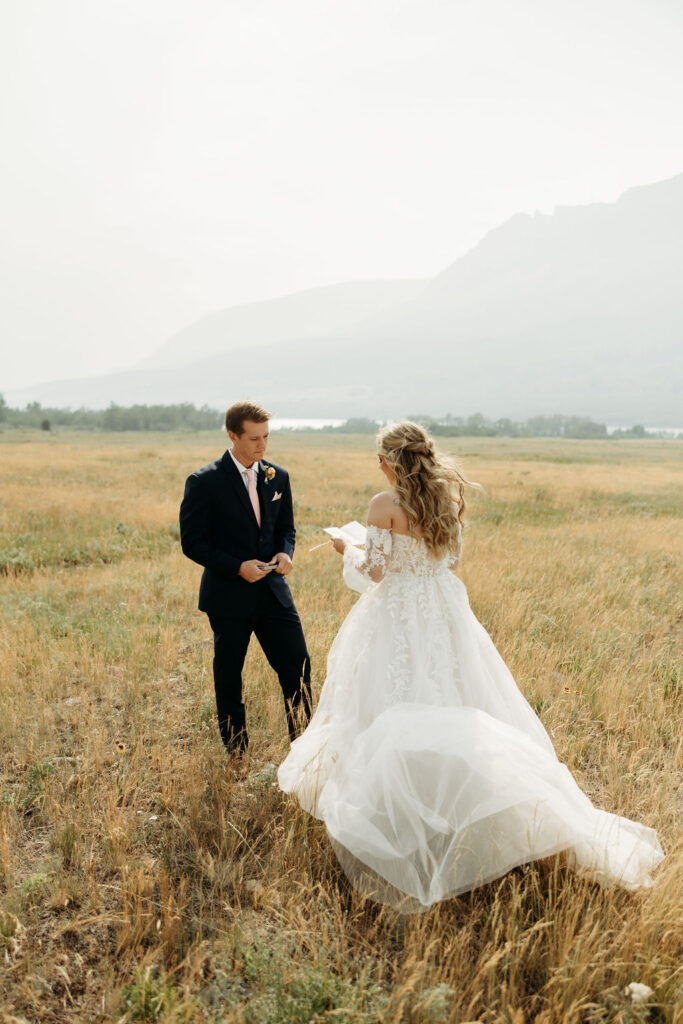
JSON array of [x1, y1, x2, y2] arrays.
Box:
[[5, 172, 682, 424], [137, 278, 429, 369]]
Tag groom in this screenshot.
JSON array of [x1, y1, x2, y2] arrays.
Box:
[[179, 400, 311, 755]]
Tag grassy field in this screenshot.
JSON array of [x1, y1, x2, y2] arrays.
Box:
[[0, 430, 681, 1024]]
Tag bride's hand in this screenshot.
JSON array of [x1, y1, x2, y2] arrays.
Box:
[[332, 537, 347, 554]]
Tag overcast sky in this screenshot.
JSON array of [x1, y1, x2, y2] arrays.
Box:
[[1, 0, 682, 390]]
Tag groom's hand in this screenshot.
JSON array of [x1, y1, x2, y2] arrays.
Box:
[[273, 552, 293, 575], [239, 559, 272, 583]]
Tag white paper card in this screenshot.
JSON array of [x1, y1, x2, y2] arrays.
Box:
[[323, 520, 367, 546]]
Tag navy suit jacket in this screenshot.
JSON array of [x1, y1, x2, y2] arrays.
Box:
[[179, 450, 296, 615]]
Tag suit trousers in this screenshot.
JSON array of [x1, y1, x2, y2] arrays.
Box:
[[208, 583, 311, 752]]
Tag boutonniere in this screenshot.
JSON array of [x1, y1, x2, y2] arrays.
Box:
[[263, 466, 276, 486]]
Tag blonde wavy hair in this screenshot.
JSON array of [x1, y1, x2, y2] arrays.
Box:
[[377, 421, 478, 557]]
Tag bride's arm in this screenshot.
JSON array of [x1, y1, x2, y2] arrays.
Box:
[[333, 493, 393, 592]]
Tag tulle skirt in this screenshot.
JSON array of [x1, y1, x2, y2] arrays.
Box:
[[278, 572, 664, 909]]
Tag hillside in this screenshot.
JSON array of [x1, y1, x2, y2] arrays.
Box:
[[6, 173, 682, 424], [138, 278, 428, 368]]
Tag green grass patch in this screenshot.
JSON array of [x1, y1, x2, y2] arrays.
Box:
[[585, 489, 683, 519], [0, 519, 179, 575]]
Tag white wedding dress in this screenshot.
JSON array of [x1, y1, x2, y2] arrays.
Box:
[[277, 526, 664, 910]]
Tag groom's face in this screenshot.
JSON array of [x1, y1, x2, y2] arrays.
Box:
[[229, 419, 270, 467]]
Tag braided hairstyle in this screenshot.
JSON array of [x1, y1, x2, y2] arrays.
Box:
[[377, 421, 477, 557]]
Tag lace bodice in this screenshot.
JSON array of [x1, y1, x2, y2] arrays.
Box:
[[343, 524, 460, 593]]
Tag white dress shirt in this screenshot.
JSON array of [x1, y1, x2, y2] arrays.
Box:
[[229, 448, 259, 488]]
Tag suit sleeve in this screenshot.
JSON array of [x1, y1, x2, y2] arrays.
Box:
[[273, 472, 296, 558], [179, 473, 242, 577]]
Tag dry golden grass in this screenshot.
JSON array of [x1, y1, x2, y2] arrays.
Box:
[[0, 429, 681, 1024]]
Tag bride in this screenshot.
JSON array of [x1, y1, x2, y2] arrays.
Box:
[[277, 421, 664, 910]]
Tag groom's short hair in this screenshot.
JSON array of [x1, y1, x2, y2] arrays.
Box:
[[225, 400, 271, 436]]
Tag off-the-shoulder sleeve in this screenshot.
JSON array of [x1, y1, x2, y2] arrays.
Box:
[[342, 525, 393, 593]]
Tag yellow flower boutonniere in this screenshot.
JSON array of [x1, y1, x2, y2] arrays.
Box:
[[264, 466, 276, 485]]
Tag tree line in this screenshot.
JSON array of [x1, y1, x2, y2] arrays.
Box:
[[318, 414, 671, 439], [0, 397, 223, 432], [0, 396, 675, 438]]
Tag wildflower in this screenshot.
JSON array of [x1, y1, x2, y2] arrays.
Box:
[[116, 741, 125, 753], [624, 982, 653, 1004]]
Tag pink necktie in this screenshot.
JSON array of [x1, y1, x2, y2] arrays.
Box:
[[245, 466, 261, 527]]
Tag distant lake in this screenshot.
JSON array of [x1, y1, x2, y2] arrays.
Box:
[[271, 419, 682, 435], [270, 418, 346, 430]]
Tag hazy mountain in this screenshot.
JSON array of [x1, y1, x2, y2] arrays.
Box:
[[5, 173, 682, 424], [138, 279, 428, 368]]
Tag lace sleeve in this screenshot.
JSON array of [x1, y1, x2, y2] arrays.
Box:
[[342, 525, 393, 593]]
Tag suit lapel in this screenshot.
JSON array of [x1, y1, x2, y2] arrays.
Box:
[[221, 451, 259, 527]]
